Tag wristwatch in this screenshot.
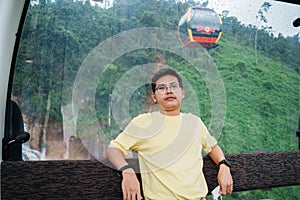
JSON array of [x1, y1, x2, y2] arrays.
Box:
[[117, 164, 134, 177], [218, 159, 231, 169]]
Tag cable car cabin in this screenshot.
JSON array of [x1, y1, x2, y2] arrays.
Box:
[[178, 7, 222, 49]]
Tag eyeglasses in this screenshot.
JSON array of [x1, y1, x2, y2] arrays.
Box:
[[155, 82, 181, 94]]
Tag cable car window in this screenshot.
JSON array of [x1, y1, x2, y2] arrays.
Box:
[[8, 0, 299, 198], [190, 9, 220, 28]]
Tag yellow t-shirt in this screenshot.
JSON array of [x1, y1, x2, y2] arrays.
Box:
[[109, 111, 217, 200]]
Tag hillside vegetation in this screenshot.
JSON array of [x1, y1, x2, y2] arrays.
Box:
[[212, 32, 299, 154]]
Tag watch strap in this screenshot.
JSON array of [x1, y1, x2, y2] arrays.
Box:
[[218, 159, 231, 169], [117, 164, 134, 177], [119, 164, 133, 172]]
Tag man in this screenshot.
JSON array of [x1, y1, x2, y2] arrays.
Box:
[[106, 68, 233, 200]]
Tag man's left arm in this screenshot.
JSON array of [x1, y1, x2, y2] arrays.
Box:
[[208, 144, 233, 195]]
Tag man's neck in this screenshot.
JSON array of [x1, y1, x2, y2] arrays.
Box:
[[159, 109, 180, 116]]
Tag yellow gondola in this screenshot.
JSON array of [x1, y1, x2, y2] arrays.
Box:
[[178, 7, 222, 48]]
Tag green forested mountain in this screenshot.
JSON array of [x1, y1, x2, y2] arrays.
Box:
[[14, 0, 299, 199]]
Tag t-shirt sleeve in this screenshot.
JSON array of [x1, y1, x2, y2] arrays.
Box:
[[108, 115, 144, 156], [109, 132, 138, 156], [199, 119, 217, 153]]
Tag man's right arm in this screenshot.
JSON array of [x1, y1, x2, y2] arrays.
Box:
[[106, 147, 129, 170], [106, 147, 142, 200]]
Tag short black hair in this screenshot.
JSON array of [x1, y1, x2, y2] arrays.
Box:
[[151, 68, 183, 93]]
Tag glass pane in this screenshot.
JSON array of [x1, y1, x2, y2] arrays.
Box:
[[11, 0, 299, 198]]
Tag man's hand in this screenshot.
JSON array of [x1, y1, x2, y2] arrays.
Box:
[[121, 168, 143, 200], [218, 165, 233, 195], [207, 145, 233, 195]]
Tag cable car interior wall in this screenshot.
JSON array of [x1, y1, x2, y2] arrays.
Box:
[[0, 0, 299, 199]]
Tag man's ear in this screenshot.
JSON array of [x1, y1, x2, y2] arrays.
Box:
[[151, 93, 157, 103]]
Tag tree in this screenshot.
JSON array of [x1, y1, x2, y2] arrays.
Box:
[[254, 2, 272, 65]]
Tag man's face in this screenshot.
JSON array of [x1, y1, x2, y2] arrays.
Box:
[[151, 75, 185, 115]]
